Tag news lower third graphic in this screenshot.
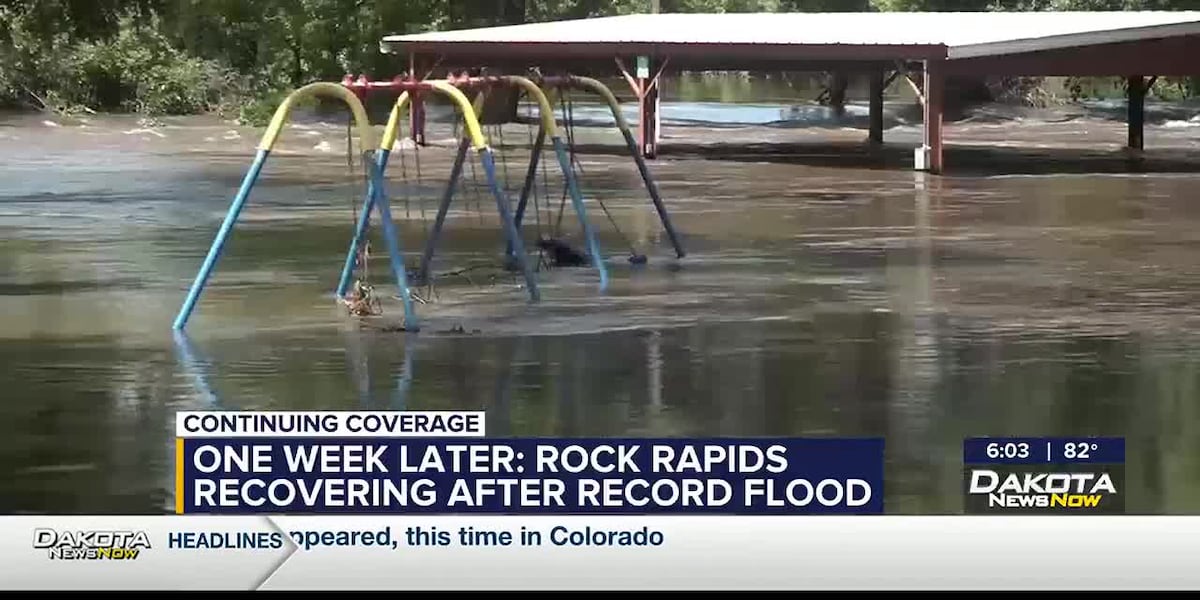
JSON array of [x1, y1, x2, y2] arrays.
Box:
[[173, 411, 886, 515], [962, 437, 1126, 514], [13, 415, 1200, 590]]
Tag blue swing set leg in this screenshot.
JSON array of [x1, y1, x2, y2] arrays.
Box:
[[173, 82, 418, 332], [417, 137, 471, 285]]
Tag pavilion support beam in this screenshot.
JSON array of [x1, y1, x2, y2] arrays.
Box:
[[409, 54, 427, 146], [868, 68, 885, 146], [642, 79, 661, 158], [616, 56, 668, 159], [919, 58, 944, 174], [1127, 75, 1147, 151]]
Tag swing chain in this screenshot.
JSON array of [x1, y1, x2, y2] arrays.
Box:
[[553, 87, 641, 260], [344, 128, 381, 317]]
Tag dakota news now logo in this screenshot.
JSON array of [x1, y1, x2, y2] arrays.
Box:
[[963, 465, 1125, 514], [32, 528, 152, 560]]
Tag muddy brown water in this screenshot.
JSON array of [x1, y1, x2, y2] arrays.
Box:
[[2, 97, 1200, 515]]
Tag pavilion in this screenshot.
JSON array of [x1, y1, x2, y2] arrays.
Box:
[[381, 11, 1200, 174]]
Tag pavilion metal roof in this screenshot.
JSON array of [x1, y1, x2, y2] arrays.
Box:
[[381, 11, 1200, 61]]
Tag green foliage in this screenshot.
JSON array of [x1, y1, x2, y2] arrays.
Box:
[[1, 0, 1197, 116], [235, 88, 317, 127], [64, 24, 234, 114]]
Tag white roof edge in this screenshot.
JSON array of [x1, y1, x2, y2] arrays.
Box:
[[948, 20, 1200, 59], [379, 12, 1200, 57]]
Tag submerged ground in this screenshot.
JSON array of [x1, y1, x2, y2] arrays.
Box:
[[2, 93, 1200, 514]]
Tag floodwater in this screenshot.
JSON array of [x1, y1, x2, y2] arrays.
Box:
[[3, 80, 1200, 515]]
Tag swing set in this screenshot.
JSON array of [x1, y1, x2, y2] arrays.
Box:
[[171, 73, 686, 333]]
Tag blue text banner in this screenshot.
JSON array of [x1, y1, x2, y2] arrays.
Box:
[[176, 437, 884, 515]]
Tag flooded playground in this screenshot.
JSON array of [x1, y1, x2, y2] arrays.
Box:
[[2, 89, 1200, 515]]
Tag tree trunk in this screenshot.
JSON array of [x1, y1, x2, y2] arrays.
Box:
[[498, 0, 525, 25], [828, 72, 848, 118]]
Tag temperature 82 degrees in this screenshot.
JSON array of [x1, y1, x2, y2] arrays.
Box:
[[963, 437, 1125, 465]]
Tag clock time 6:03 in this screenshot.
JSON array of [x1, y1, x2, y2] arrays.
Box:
[[985, 442, 1030, 460]]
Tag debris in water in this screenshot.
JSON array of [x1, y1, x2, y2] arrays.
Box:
[[440, 324, 481, 335], [19, 463, 95, 474], [371, 324, 410, 333], [124, 128, 166, 138], [342, 280, 382, 316]]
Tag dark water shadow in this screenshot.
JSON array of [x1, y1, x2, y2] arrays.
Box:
[[0, 278, 148, 296], [561, 141, 1200, 177], [935, 146, 1200, 177]]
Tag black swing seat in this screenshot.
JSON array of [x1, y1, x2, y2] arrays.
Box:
[[502, 237, 591, 271], [536, 236, 590, 267]]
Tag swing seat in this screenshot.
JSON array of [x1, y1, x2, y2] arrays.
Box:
[[536, 236, 590, 268]]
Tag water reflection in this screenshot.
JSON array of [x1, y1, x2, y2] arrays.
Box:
[[173, 331, 222, 409], [162, 312, 1199, 509], [340, 329, 417, 411], [6, 303, 1200, 515]]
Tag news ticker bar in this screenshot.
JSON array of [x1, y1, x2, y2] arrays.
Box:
[[3, 516, 1199, 590]]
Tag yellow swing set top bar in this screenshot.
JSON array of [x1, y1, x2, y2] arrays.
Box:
[[378, 81, 493, 152], [256, 80, 495, 155], [258, 82, 376, 152], [569, 76, 632, 131], [252, 76, 582, 162], [377, 77, 564, 151]]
